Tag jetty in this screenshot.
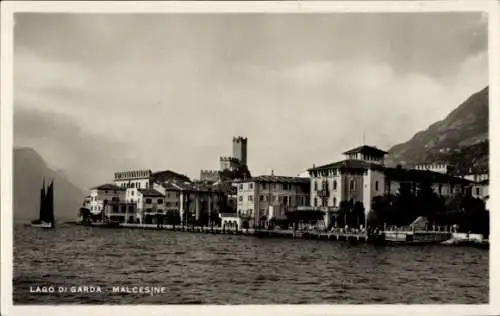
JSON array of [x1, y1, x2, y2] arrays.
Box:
[[74, 222, 369, 242], [68, 221, 488, 247]]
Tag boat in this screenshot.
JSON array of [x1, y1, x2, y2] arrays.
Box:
[[30, 178, 55, 229]]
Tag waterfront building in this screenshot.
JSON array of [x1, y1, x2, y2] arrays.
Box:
[[124, 187, 165, 224], [103, 201, 137, 223], [114, 170, 152, 189], [308, 145, 473, 226], [88, 184, 126, 215], [151, 179, 225, 225], [235, 174, 310, 228]]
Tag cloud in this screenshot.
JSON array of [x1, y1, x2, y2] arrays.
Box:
[[14, 105, 138, 190], [13, 13, 489, 185]]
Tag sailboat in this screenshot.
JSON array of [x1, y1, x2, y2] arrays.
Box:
[[30, 178, 55, 229]]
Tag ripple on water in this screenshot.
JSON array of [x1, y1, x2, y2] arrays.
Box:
[[13, 224, 489, 304]]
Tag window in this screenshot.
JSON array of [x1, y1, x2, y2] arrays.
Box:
[[131, 191, 135, 196], [314, 197, 318, 207], [249, 183, 253, 189], [375, 181, 379, 191], [157, 199, 163, 204], [262, 183, 267, 190], [260, 195, 264, 201], [314, 181, 318, 191], [239, 184, 243, 190], [145, 198, 152, 204], [283, 196, 288, 205], [239, 196, 243, 202], [333, 181, 337, 190], [333, 197, 337, 207], [105, 190, 109, 194], [476, 188, 481, 195], [249, 195, 253, 201], [350, 180, 355, 191]]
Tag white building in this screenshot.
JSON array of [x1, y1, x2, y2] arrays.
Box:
[[308, 145, 473, 220], [88, 184, 126, 215], [124, 187, 165, 224]]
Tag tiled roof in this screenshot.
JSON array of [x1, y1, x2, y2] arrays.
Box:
[[90, 183, 125, 191], [309, 159, 384, 172], [151, 170, 191, 183], [138, 188, 164, 197], [384, 168, 472, 185], [235, 175, 310, 184], [343, 145, 388, 156]]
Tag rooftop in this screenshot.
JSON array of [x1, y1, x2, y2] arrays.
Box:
[[91, 183, 125, 191], [138, 188, 165, 197], [343, 145, 388, 156], [309, 159, 384, 172], [151, 170, 191, 183], [236, 175, 310, 184]]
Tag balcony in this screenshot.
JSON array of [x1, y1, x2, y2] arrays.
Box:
[[316, 188, 330, 197]]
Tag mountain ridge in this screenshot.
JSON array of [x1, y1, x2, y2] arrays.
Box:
[[387, 86, 488, 172], [14, 147, 84, 221]]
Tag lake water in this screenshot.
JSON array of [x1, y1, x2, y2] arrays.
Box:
[[13, 223, 489, 304]]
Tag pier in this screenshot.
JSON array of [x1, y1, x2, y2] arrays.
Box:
[[77, 222, 369, 242]]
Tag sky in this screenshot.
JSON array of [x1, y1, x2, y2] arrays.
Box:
[[13, 12, 488, 190]]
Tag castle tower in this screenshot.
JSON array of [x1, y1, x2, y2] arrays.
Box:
[[232, 136, 247, 166]]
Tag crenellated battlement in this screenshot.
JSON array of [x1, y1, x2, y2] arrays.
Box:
[[200, 169, 220, 182], [233, 136, 248, 143], [200, 170, 220, 176], [219, 156, 240, 162]]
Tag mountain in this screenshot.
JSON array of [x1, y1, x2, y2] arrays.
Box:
[[387, 86, 489, 173], [14, 147, 84, 221]]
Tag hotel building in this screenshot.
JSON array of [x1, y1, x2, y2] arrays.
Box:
[[308, 145, 473, 221]]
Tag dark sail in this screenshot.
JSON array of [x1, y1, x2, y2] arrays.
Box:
[[39, 178, 46, 222], [46, 179, 55, 227]]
